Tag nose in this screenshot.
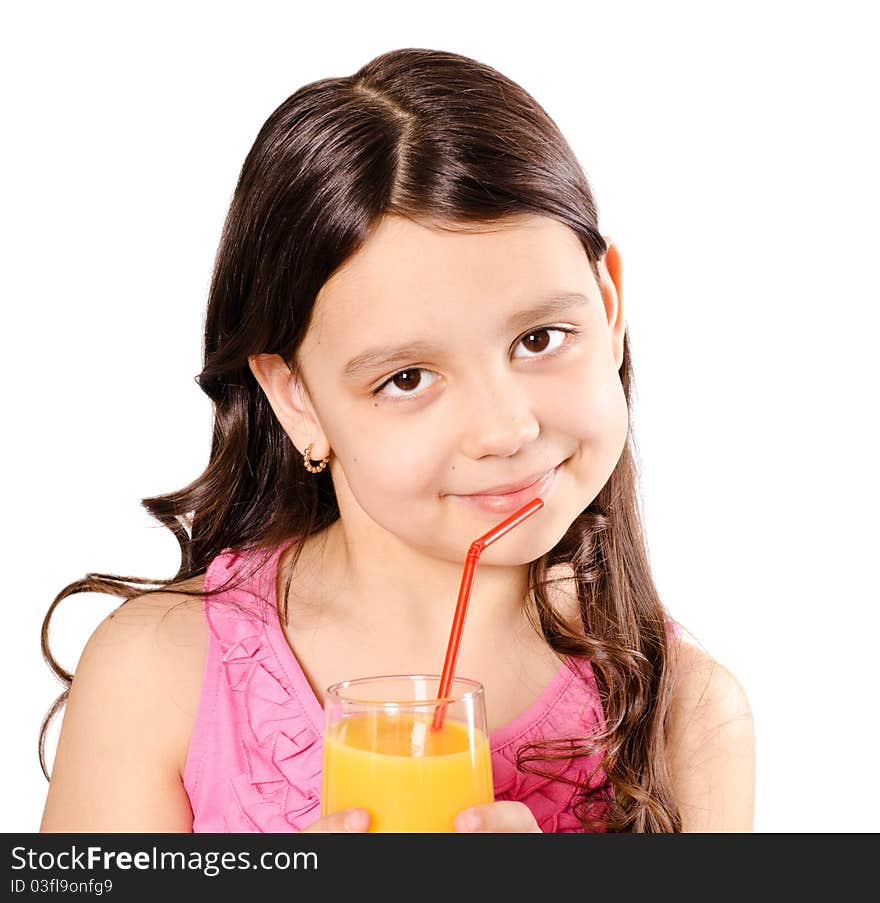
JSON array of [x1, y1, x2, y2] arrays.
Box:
[[458, 369, 540, 459]]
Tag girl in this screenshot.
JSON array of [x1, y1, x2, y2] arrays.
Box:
[[38, 47, 755, 833]]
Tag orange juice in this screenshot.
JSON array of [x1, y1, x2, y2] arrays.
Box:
[[322, 711, 494, 832]]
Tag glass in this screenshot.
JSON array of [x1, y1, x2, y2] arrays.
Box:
[[322, 674, 495, 832]]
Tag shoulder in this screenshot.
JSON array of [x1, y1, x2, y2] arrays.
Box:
[[94, 574, 208, 654], [665, 635, 756, 831], [79, 576, 209, 715], [40, 575, 210, 831], [86, 574, 210, 767], [668, 635, 752, 722]]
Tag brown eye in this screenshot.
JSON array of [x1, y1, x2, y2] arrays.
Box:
[[390, 370, 422, 392], [521, 330, 552, 354], [371, 366, 436, 400], [512, 326, 574, 361]]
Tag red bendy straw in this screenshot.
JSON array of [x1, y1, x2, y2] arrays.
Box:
[[432, 497, 544, 730]]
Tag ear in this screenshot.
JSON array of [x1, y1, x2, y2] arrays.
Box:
[[248, 354, 331, 461], [599, 236, 625, 370]]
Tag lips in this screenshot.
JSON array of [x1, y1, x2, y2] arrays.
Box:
[[450, 463, 561, 516], [462, 467, 556, 497]]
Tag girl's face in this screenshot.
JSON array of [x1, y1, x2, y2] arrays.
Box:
[[255, 213, 628, 567]]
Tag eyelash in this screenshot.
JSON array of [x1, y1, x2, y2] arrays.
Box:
[[369, 326, 580, 404]]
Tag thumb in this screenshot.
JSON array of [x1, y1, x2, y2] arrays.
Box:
[[301, 808, 371, 833]]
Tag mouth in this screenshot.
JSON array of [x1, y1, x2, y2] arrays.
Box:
[[450, 463, 562, 516]]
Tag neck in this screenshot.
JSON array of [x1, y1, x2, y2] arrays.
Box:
[[308, 518, 533, 647]]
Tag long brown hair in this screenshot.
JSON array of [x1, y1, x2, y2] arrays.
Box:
[[40, 47, 681, 832]]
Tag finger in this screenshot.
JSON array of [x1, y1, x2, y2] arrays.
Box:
[[454, 801, 541, 833], [302, 807, 371, 833]]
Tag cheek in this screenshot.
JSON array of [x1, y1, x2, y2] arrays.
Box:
[[594, 375, 628, 440], [544, 361, 628, 446], [327, 397, 454, 502], [340, 433, 437, 497]]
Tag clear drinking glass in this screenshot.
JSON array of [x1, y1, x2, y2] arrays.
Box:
[[322, 674, 495, 832]]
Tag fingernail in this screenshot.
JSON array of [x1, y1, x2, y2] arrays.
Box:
[[456, 811, 481, 832], [345, 809, 370, 832]]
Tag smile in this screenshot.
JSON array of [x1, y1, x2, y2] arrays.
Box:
[[450, 463, 561, 516]]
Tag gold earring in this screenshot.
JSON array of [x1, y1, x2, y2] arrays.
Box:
[[302, 442, 330, 473]]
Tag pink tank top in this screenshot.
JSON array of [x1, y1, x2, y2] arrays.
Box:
[[183, 538, 615, 833]]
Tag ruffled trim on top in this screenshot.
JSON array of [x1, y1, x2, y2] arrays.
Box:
[[203, 541, 618, 833], [205, 546, 322, 832]]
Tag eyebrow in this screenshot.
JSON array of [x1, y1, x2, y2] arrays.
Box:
[[342, 291, 591, 381]]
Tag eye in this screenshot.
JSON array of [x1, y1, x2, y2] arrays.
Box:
[[370, 367, 438, 402], [511, 326, 573, 361], [370, 326, 579, 403]]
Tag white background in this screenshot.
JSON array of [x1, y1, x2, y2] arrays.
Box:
[[3, 0, 878, 832]]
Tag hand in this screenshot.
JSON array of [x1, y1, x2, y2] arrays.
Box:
[[302, 801, 542, 833], [454, 801, 542, 833], [301, 808, 371, 833]]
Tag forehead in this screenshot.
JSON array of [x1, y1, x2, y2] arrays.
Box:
[[310, 214, 591, 332]]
